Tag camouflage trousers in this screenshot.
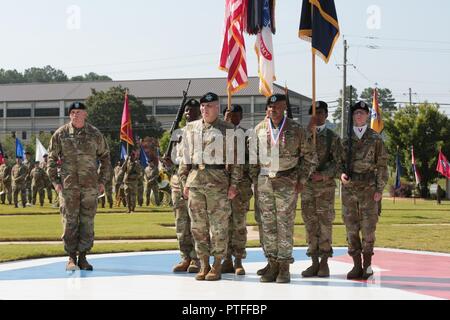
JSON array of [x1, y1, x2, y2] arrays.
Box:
[[114, 184, 126, 207], [258, 175, 298, 263], [32, 184, 45, 206], [137, 182, 144, 206], [100, 184, 113, 208], [124, 181, 138, 211], [188, 187, 231, 258], [253, 184, 266, 257], [12, 184, 26, 207], [0, 181, 12, 204], [59, 187, 98, 254], [171, 174, 196, 260], [342, 182, 379, 257], [25, 181, 32, 203], [226, 183, 252, 259], [45, 181, 53, 203], [301, 181, 336, 258], [146, 182, 160, 206]]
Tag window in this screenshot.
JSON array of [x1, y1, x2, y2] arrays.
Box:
[[0, 110, 3, 117], [6, 109, 31, 117], [254, 104, 267, 113], [35, 108, 59, 117], [22, 131, 27, 140], [156, 106, 180, 115], [64, 108, 69, 116]]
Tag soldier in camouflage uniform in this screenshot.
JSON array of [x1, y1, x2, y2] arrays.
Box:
[[0, 156, 12, 205], [164, 98, 201, 273], [144, 161, 160, 206], [113, 161, 126, 207], [12, 157, 28, 208], [250, 94, 317, 283], [31, 161, 46, 206], [179, 92, 242, 281], [340, 101, 388, 280], [301, 101, 343, 278], [23, 151, 34, 205], [221, 105, 253, 276], [118, 149, 142, 213], [41, 154, 53, 204], [137, 169, 144, 207], [47, 102, 111, 271]]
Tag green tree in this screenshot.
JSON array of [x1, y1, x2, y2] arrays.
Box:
[[70, 72, 112, 81], [360, 87, 397, 118], [85, 86, 164, 162], [23, 65, 68, 82], [0, 69, 24, 84], [384, 103, 450, 197], [332, 85, 359, 134]]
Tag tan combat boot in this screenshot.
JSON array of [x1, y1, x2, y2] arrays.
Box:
[[317, 257, 330, 278], [66, 253, 78, 271], [172, 258, 191, 272], [234, 257, 245, 275], [301, 256, 319, 277], [205, 256, 222, 281], [257, 259, 270, 276], [221, 256, 235, 274], [260, 258, 279, 282], [195, 256, 211, 281], [187, 259, 200, 273], [347, 254, 363, 280], [276, 261, 290, 283], [78, 252, 93, 271], [362, 252, 374, 280]]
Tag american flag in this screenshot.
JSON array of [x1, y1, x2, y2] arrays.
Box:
[[219, 0, 248, 94], [411, 146, 421, 185]]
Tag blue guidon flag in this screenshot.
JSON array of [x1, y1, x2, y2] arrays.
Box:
[[299, 0, 340, 63]]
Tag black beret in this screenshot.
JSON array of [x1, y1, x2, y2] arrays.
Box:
[[25, 151, 32, 155], [43, 154, 48, 157], [200, 92, 219, 104], [308, 101, 328, 115], [68, 101, 87, 113], [184, 98, 200, 108], [267, 94, 287, 105], [223, 104, 243, 115], [351, 101, 370, 114]]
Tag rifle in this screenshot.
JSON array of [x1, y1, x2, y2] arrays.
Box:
[[284, 84, 293, 119], [163, 80, 191, 160], [345, 85, 354, 178]]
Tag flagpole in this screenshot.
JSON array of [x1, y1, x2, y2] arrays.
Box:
[[227, 90, 231, 112], [311, 4, 316, 145]]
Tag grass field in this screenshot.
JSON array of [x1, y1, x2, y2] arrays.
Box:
[[0, 197, 449, 263]]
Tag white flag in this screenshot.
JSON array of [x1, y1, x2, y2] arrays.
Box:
[[254, 1, 275, 97], [36, 138, 48, 163]]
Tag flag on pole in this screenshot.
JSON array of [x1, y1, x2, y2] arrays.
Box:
[[411, 146, 421, 185], [395, 150, 402, 189], [370, 88, 384, 133], [0, 143, 4, 164], [120, 91, 134, 146], [299, 0, 340, 63], [35, 138, 48, 163], [15, 138, 25, 160], [255, 0, 276, 97], [219, 0, 248, 94], [436, 150, 450, 179], [139, 145, 149, 168]]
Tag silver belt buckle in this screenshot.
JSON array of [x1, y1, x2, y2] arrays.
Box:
[[198, 164, 205, 170], [268, 172, 276, 178]]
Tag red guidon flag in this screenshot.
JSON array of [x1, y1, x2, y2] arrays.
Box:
[[219, 0, 248, 94], [120, 91, 134, 145], [436, 150, 450, 179]]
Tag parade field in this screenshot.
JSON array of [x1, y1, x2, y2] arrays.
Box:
[[1, 197, 449, 263]]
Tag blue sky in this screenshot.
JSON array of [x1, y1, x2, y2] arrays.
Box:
[[1, 0, 449, 114]]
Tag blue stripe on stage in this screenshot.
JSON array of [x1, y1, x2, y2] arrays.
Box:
[[0, 248, 348, 281]]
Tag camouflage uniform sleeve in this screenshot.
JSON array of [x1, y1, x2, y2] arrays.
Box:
[[375, 138, 389, 194], [247, 127, 260, 183], [177, 127, 191, 187], [96, 133, 111, 185], [322, 135, 344, 179], [47, 131, 62, 185], [298, 127, 318, 185]]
